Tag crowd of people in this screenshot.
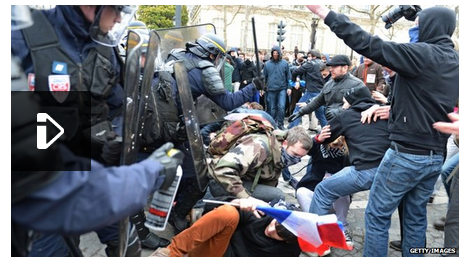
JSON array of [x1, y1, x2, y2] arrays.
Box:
[[11, 4, 458, 257]]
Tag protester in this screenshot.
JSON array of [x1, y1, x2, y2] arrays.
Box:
[[307, 5, 458, 256]]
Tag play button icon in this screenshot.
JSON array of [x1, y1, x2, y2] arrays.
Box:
[[37, 113, 64, 149]]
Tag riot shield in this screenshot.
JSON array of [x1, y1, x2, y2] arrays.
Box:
[[138, 30, 161, 140], [174, 61, 209, 191], [154, 23, 217, 64], [194, 95, 227, 126], [121, 30, 143, 165], [155, 24, 227, 126], [119, 30, 143, 257]]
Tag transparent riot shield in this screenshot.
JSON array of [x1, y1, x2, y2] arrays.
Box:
[[174, 61, 209, 191], [151, 24, 223, 191], [119, 30, 143, 257], [194, 95, 227, 126], [138, 30, 161, 140], [154, 23, 217, 63]]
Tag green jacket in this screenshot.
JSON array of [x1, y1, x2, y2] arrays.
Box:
[[208, 130, 286, 198]]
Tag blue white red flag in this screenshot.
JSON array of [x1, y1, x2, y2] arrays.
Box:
[[256, 206, 353, 256]]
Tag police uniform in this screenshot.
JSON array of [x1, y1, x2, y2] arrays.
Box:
[[11, 5, 131, 256]]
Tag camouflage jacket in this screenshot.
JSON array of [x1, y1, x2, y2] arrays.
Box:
[[207, 130, 286, 198]]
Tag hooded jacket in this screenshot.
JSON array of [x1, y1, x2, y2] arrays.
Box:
[[324, 100, 391, 170], [324, 7, 458, 152], [227, 47, 243, 82], [292, 58, 325, 93], [262, 46, 291, 91], [239, 59, 257, 87]]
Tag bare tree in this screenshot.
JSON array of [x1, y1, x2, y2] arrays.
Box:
[[346, 5, 393, 35], [379, 23, 405, 41], [212, 5, 243, 45]]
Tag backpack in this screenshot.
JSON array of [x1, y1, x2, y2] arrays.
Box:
[[208, 114, 275, 156]]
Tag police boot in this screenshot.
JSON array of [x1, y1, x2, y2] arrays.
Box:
[[169, 210, 190, 235], [105, 225, 141, 257], [169, 180, 205, 235], [130, 210, 170, 249]]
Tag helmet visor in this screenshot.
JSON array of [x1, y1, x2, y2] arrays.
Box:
[[90, 5, 136, 47], [11, 5, 33, 30], [213, 52, 226, 72]]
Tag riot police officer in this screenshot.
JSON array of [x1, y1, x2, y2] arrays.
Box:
[[147, 32, 265, 234], [11, 5, 172, 256]]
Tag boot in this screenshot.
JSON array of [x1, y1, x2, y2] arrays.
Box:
[[169, 210, 189, 235], [169, 178, 205, 235], [130, 210, 170, 249], [105, 225, 141, 257]]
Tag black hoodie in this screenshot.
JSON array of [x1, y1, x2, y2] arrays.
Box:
[[239, 59, 257, 87], [324, 99, 390, 170], [324, 7, 458, 152]]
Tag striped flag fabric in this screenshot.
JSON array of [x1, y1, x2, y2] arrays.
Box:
[[257, 206, 353, 256]]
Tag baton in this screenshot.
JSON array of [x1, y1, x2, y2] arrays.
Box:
[[251, 17, 261, 77]]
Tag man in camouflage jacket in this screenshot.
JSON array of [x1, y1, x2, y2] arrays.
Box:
[[207, 126, 312, 202]]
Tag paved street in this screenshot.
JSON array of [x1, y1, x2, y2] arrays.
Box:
[[80, 123, 449, 257]]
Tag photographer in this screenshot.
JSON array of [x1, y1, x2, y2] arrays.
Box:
[[307, 5, 458, 257]]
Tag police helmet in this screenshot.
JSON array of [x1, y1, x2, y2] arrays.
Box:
[[196, 33, 226, 57], [128, 20, 148, 34], [90, 5, 136, 47], [128, 21, 147, 30]]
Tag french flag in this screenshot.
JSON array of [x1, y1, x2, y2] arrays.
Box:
[[257, 206, 353, 256]]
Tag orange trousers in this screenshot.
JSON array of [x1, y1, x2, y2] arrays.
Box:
[[168, 204, 240, 257]]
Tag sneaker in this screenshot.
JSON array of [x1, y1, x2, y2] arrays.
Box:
[[303, 247, 331, 257], [389, 240, 402, 251], [320, 248, 331, 257], [433, 216, 445, 231], [343, 230, 354, 248]]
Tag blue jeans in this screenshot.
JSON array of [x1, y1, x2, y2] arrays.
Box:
[[441, 153, 459, 197], [288, 91, 327, 129], [309, 165, 377, 215], [266, 89, 287, 128], [363, 145, 443, 257]]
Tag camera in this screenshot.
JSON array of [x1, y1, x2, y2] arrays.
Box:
[[382, 5, 422, 29]]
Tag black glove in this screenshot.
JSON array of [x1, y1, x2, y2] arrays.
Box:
[[252, 76, 266, 91], [148, 142, 184, 190], [101, 131, 122, 166], [288, 113, 301, 123]]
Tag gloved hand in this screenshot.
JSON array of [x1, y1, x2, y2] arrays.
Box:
[[288, 113, 302, 123], [148, 142, 184, 190], [101, 131, 122, 166], [252, 76, 266, 91]]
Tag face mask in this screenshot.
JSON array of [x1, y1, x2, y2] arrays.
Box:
[[320, 144, 345, 159], [281, 147, 301, 167], [409, 26, 419, 43]]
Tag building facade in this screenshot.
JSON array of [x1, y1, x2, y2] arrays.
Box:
[[189, 5, 418, 58]]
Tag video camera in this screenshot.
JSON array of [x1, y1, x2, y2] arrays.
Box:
[[381, 5, 422, 29]]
